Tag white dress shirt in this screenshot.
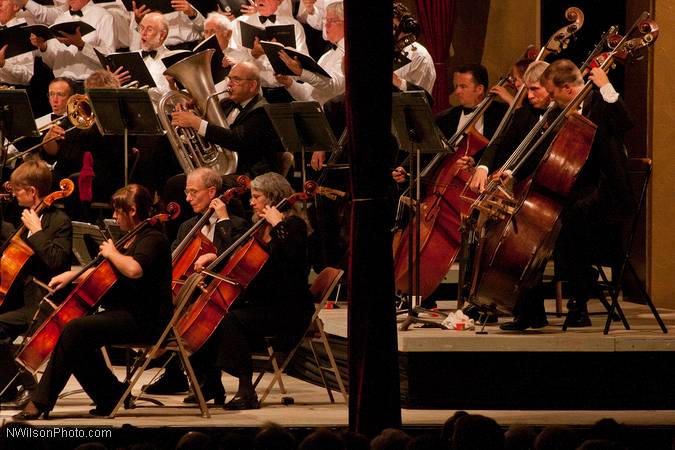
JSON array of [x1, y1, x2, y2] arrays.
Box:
[[229, 13, 308, 88], [286, 38, 344, 105], [395, 41, 436, 95], [0, 18, 34, 85], [128, 8, 204, 51], [101, 0, 131, 49], [21, 0, 68, 25], [40, 1, 117, 80], [142, 45, 170, 92]]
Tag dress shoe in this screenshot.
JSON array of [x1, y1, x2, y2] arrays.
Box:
[[500, 315, 548, 331], [566, 309, 592, 327], [223, 392, 260, 410], [462, 304, 498, 324], [183, 383, 225, 406], [142, 371, 189, 395], [4, 387, 32, 410], [89, 393, 135, 417], [13, 401, 49, 420]]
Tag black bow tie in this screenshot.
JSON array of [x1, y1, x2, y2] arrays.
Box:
[[51, 113, 62, 121], [69, 9, 83, 17], [141, 50, 157, 59], [329, 43, 337, 50], [231, 103, 243, 112], [259, 14, 276, 24], [460, 106, 476, 115], [0, 25, 6, 31]]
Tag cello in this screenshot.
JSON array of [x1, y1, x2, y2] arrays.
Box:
[[467, 15, 657, 315], [0, 179, 75, 306], [170, 176, 249, 297], [15, 203, 181, 373], [391, 7, 585, 301], [175, 181, 317, 354]]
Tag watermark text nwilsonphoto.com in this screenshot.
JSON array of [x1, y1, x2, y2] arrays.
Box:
[[5, 426, 112, 440]]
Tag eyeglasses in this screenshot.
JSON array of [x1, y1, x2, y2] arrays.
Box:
[[324, 18, 343, 25], [47, 92, 69, 98], [229, 76, 254, 84], [184, 187, 207, 197]]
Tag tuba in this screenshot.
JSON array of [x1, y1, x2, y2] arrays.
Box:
[[158, 49, 238, 175]]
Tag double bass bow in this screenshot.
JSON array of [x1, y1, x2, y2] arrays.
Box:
[[170, 176, 250, 297], [0, 179, 75, 306], [175, 181, 317, 354], [467, 14, 657, 315], [15, 203, 181, 373]]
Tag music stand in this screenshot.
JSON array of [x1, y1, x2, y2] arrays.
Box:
[[264, 101, 338, 186], [391, 91, 447, 329], [86, 88, 163, 185], [0, 90, 39, 172]]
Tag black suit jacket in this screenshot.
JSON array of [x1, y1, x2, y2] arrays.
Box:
[[204, 94, 284, 177], [435, 101, 508, 142], [172, 213, 249, 255], [0, 207, 72, 332]]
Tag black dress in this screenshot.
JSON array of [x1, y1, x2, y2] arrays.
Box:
[[31, 226, 172, 412]]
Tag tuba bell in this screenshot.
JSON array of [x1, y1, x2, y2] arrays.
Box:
[[158, 49, 238, 175]]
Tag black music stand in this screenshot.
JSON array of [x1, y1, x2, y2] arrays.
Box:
[[264, 101, 339, 186], [0, 90, 39, 173], [391, 92, 447, 330], [86, 88, 163, 185]]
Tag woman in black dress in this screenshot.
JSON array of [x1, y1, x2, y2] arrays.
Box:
[[15, 184, 172, 419]]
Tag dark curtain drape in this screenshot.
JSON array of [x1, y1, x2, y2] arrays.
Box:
[[344, 0, 402, 438], [415, 0, 456, 113]]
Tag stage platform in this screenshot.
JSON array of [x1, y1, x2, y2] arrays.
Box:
[[1, 299, 675, 449]]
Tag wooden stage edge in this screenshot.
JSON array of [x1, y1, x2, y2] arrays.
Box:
[[2, 299, 675, 430]]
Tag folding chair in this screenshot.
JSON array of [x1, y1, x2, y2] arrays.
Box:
[[601, 158, 667, 334], [252, 267, 348, 404], [107, 273, 210, 418], [557, 158, 667, 334]]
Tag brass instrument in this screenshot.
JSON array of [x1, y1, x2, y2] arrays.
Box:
[[6, 94, 96, 164], [158, 48, 238, 175]]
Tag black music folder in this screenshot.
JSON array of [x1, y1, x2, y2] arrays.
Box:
[[265, 101, 338, 154], [161, 35, 227, 82], [239, 21, 295, 49], [260, 40, 330, 78], [0, 23, 34, 59], [0, 90, 39, 141], [120, 0, 174, 14], [218, 0, 252, 17], [94, 49, 156, 88], [23, 21, 95, 41], [87, 88, 162, 136], [393, 52, 412, 71]]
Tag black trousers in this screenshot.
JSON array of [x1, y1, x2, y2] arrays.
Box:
[[31, 310, 157, 411]]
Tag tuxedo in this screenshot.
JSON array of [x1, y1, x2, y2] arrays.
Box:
[[203, 95, 284, 177], [171, 214, 249, 255], [435, 101, 508, 142]]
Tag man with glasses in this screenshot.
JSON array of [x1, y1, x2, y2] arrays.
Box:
[[144, 166, 248, 397], [172, 61, 284, 178], [274, 1, 344, 106]]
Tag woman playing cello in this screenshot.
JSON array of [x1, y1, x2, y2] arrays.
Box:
[[15, 184, 173, 419], [189, 172, 315, 410], [0, 160, 72, 409]]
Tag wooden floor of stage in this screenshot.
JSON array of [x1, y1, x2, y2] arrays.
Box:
[[2, 299, 675, 429]]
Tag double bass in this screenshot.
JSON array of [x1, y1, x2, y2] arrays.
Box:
[[0, 179, 75, 306], [175, 181, 317, 354], [15, 204, 180, 373], [391, 7, 585, 301], [467, 15, 657, 315]]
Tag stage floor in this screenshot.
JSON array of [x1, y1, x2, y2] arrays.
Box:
[[2, 299, 675, 430]]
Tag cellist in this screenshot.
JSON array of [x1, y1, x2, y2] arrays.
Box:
[[143, 167, 249, 397], [0, 160, 72, 409], [188, 172, 314, 410], [15, 184, 173, 419]]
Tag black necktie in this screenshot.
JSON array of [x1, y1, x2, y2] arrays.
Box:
[[69, 9, 83, 17], [259, 14, 276, 24], [461, 106, 476, 115], [141, 50, 157, 59]]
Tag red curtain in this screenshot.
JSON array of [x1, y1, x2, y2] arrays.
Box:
[[415, 0, 456, 113]]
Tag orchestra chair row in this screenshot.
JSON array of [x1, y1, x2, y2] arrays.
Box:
[[554, 158, 667, 334], [252, 267, 348, 404]]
